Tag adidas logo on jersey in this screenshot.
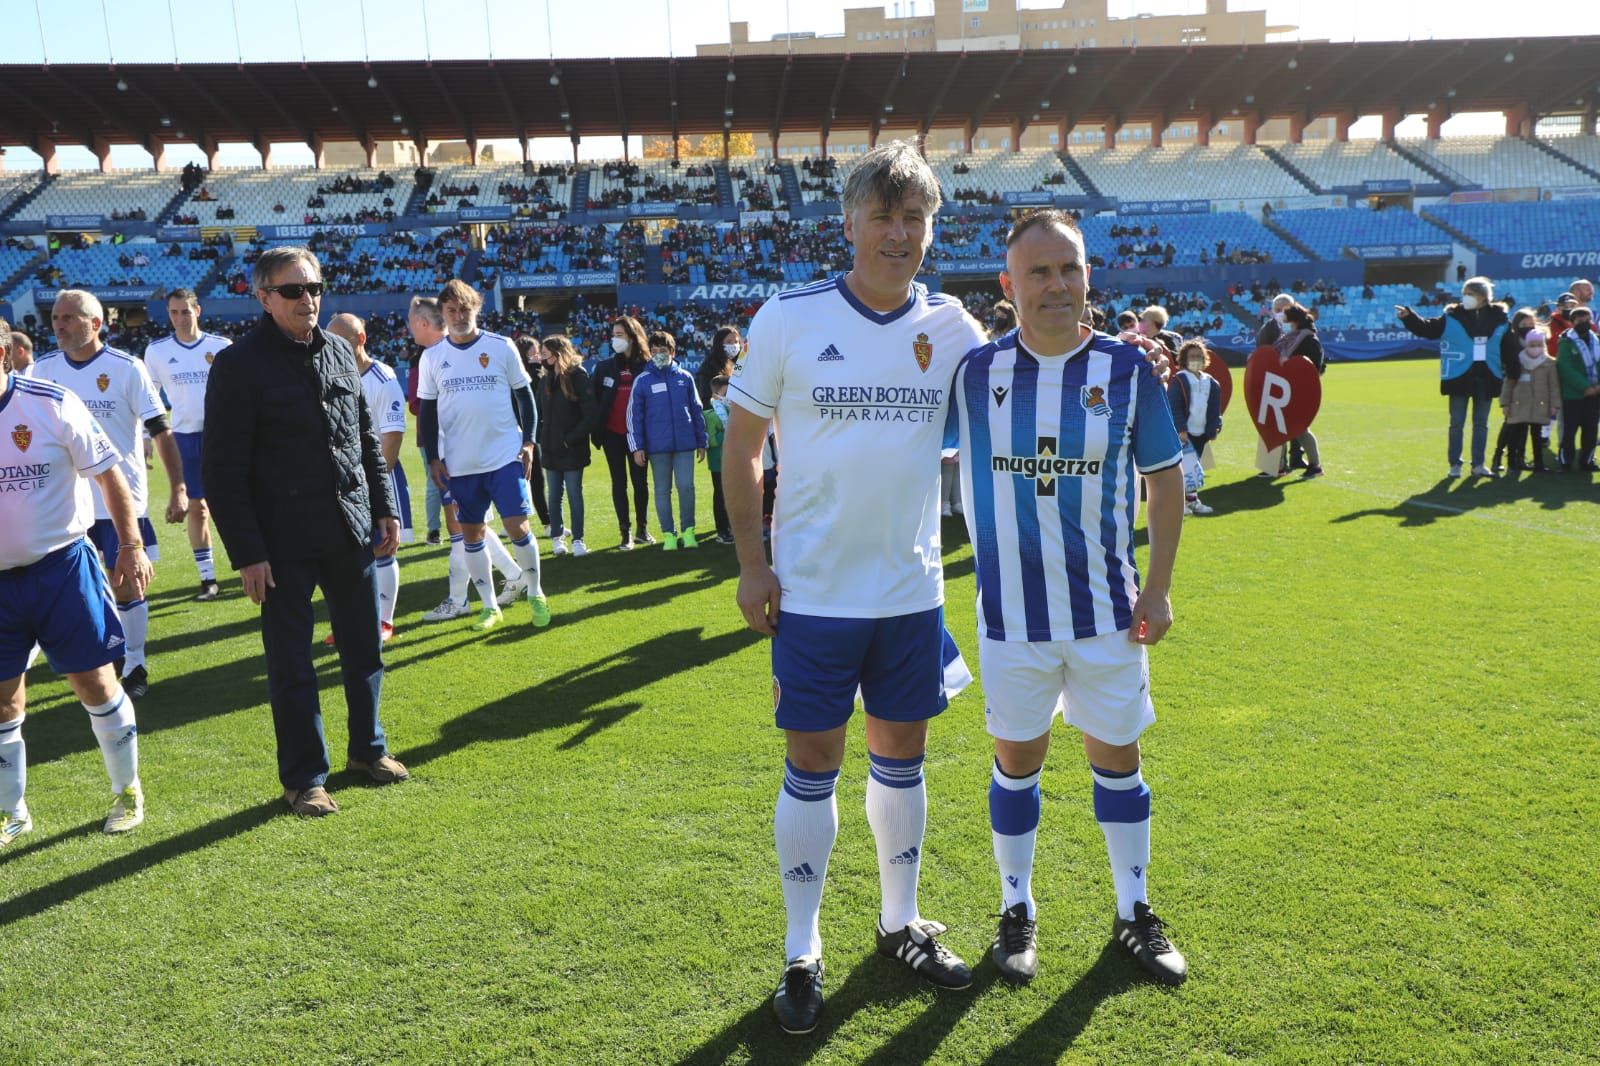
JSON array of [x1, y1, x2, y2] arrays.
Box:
[[784, 863, 819, 883], [167, 357, 179, 364], [817, 344, 843, 362], [105, 635, 126, 650], [992, 437, 1102, 496], [890, 846, 919, 865]]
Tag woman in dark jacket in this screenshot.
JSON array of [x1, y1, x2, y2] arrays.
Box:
[[1396, 276, 1509, 478], [590, 315, 654, 549], [695, 324, 742, 407], [538, 335, 598, 557], [1490, 307, 1537, 473], [1274, 302, 1325, 479], [515, 337, 552, 530]]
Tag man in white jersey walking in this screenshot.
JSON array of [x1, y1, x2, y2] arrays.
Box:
[[327, 313, 408, 643], [725, 142, 986, 1035], [33, 290, 186, 701], [144, 288, 228, 601], [7, 330, 33, 375], [417, 280, 550, 632], [949, 209, 1189, 986], [0, 315, 150, 845]]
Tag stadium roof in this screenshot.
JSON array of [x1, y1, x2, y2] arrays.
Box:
[[2, 37, 1597, 154]]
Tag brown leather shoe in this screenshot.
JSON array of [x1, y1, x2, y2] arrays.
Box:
[[284, 786, 339, 817], [346, 754, 410, 784]]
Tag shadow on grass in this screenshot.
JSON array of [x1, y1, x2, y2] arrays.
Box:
[[977, 939, 1143, 1064], [0, 799, 281, 929], [676, 952, 990, 1066], [1330, 470, 1596, 530]]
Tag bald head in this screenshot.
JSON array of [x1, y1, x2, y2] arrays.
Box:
[[10, 330, 33, 371], [327, 312, 365, 347], [1572, 279, 1593, 306]]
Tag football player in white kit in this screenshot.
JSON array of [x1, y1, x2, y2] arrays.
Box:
[[0, 315, 151, 845], [32, 291, 185, 701], [144, 288, 228, 601], [326, 313, 409, 643], [417, 280, 549, 631]]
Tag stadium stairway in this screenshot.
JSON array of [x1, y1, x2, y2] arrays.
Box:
[[1417, 207, 1492, 253], [0, 173, 53, 222], [643, 237, 664, 284], [776, 162, 803, 209], [1261, 217, 1321, 261], [714, 164, 736, 209], [460, 247, 482, 284], [0, 250, 46, 299], [153, 183, 196, 227], [1058, 150, 1102, 200], [1217, 294, 1260, 333], [570, 169, 591, 214], [1527, 136, 1600, 183], [188, 256, 233, 299], [1385, 140, 1467, 189], [401, 179, 432, 218], [1258, 146, 1323, 194]]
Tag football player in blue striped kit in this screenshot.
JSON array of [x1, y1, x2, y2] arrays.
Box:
[[948, 209, 1190, 986]]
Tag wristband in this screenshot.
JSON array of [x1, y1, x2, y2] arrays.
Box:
[[119, 542, 146, 551]]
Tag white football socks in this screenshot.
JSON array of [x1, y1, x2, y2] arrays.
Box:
[[510, 534, 543, 597], [463, 538, 495, 609], [84, 690, 138, 794], [865, 752, 926, 932], [1092, 763, 1151, 921], [448, 533, 469, 605], [375, 555, 399, 626], [775, 760, 840, 961], [0, 715, 25, 813], [117, 598, 148, 671], [990, 760, 1042, 918]]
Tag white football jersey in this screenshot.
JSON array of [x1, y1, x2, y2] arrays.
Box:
[[31, 346, 164, 520], [0, 373, 119, 569], [145, 331, 230, 433], [416, 331, 531, 478], [731, 277, 988, 618], [361, 360, 409, 439]]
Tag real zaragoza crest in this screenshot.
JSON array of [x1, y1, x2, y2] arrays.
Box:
[[204, 351, 215, 365], [96, 373, 110, 392], [912, 332, 933, 373], [11, 424, 31, 451], [479, 354, 491, 368]]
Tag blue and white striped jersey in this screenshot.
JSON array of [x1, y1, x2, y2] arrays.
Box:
[[949, 329, 1181, 642]]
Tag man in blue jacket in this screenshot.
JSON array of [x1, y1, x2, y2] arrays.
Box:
[[628, 330, 707, 550]]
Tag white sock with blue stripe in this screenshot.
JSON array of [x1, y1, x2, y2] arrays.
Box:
[[866, 751, 926, 931], [85, 690, 138, 794], [448, 534, 469, 605], [485, 528, 521, 582], [0, 715, 25, 814], [1092, 763, 1151, 921], [375, 555, 399, 626], [117, 598, 148, 671], [463, 539, 495, 609], [193, 547, 215, 582], [990, 760, 1042, 918], [510, 533, 543, 597], [776, 760, 839, 961]]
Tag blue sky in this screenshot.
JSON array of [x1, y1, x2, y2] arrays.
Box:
[[2, 0, 1596, 167]]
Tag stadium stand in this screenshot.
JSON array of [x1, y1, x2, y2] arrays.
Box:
[[477, 222, 616, 283], [171, 166, 409, 227], [1423, 199, 1600, 253], [726, 158, 785, 211], [1069, 144, 1306, 201], [1275, 139, 1435, 190], [1400, 135, 1591, 190], [211, 228, 471, 298], [927, 148, 1082, 202], [22, 169, 181, 223], [0, 172, 41, 217], [1078, 211, 1304, 269], [588, 160, 719, 210], [1269, 207, 1453, 260], [5, 239, 214, 302], [422, 162, 574, 217], [796, 156, 844, 203], [1537, 133, 1600, 176]]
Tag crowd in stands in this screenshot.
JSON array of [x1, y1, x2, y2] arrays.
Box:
[[797, 156, 841, 199], [476, 223, 617, 286]]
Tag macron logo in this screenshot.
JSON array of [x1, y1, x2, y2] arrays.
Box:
[[890, 846, 919, 865], [992, 385, 1009, 407], [784, 863, 819, 883], [817, 344, 844, 362], [1131, 865, 1144, 880], [1006, 875, 1019, 888]]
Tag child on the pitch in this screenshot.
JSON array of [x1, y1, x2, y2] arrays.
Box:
[[704, 375, 735, 544], [1500, 326, 1560, 473], [627, 331, 707, 551], [1168, 340, 1223, 515]]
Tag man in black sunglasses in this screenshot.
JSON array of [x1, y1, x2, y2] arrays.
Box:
[[202, 246, 408, 818]]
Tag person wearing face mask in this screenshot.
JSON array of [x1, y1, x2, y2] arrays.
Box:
[[696, 324, 743, 408], [1491, 308, 1538, 474], [1500, 326, 1560, 474], [1274, 303, 1326, 480], [536, 335, 598, 556], [1256, 293, 1296, 348], [704, 375, 736, 544], [628, 330, 707, 550], [1555, 306, 1600, 473], [515, 336, 553, 535], [592, 316, 655, 550], [1167, 340, 1223, 514], [1396, 276, 1508, 478]]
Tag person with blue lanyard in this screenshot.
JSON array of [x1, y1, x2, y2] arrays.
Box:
[[1395, 277, 1508, 479]]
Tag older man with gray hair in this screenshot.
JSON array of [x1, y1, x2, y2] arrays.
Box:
[[6, 329, 33, 375], [202, 247, 407, 817]]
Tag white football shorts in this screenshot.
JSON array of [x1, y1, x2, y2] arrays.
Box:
[[978, 631, 1155, 745]]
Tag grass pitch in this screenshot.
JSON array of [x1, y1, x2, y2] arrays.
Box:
[[3, 359, 1596, 1065]]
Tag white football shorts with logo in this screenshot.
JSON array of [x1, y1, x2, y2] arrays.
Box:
[[978, 631, 1155, 745]]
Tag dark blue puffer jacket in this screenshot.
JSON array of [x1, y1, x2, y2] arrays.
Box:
[[626, 361, 708, 454]]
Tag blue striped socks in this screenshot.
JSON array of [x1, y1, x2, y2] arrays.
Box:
[[192, 546, 215, 582], [1092, 763, 1151, 921], [511, 533, 542, 596], [116, 598, 147, 671], [463, 537, 494, 608], [84, 690, 138, 794], [776, 760, 839, 961], [865, 752, 926, 931], [990, 759, 1042, 918]]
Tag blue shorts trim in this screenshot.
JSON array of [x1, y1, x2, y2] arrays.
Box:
[[174, 430, 205, 500], [0, 539, 124, 679], [772, 606, 950, 732], [88, 516, 159, 571], [391, 465, 414, 542], [449, 460, 531, 525]]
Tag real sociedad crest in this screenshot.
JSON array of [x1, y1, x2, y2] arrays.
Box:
[[1080, 385, 1111, 417], [479, 354, 491, 368], [11, 424, 31, 451], [96, 373, 110, 393], [913, 332, 933, 373]]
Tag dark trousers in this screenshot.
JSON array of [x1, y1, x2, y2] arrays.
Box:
[[1560, 394, 1599, 469], [528, 447, 551, 526], [259, 540, 387, 790], [1504, 422, 1548, 469], [710, 470, 730, 536], [601, 430, 649, 538]]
